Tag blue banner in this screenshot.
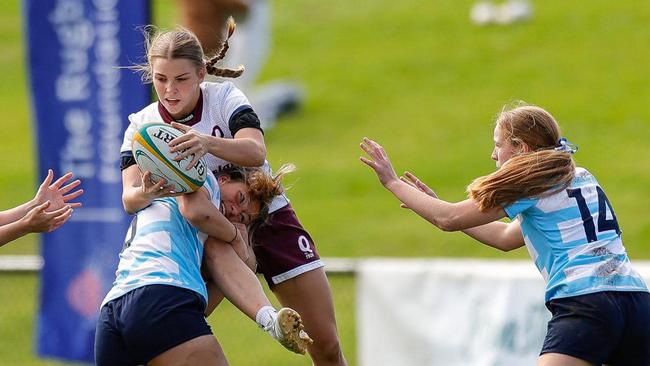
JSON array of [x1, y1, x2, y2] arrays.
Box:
[[25, 0, 150, 362]]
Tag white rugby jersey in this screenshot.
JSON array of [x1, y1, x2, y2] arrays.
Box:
[[101, 172, 220, 307], [120, 81, 289, 212], [504, 167, 648, 302]]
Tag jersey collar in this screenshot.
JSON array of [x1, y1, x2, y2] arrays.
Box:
[[158, 89, 204, 126]]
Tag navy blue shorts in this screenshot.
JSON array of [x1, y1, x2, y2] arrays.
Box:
[[94, 285, 212, 366], [542, 291, 650, 365]]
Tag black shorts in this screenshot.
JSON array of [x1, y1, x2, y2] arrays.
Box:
[[94, 285, 212, 365], [542, 290, 650, 365]]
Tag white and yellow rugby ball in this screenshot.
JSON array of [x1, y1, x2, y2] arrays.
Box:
[[132, 123, 207, 193]]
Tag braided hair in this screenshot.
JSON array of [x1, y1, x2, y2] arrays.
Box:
[[132, 17, 244, 83], [204, 17, 245, 78]]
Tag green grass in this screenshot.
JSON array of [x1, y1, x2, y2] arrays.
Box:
[[1, 0, 650, 364], [0, 272, 356, 366]]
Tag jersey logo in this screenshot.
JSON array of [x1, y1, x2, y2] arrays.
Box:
[[298, 235, 314, 259], [212, 125, 224, 138]]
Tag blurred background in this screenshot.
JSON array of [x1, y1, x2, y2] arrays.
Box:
[[1, 0, 649, 365]]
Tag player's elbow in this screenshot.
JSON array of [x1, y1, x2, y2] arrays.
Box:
[[178, 199, 201, 225], [435, 213, 466, 232], [499, 240, 524, 252], [122, 195, 137, 215], [249, 144, 266, 166], [436, 220, 454, 232]]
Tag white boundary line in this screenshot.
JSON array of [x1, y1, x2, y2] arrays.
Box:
[[3, 256, 648, 276], [0, 255, 357, 273], [0, 255, 44, 271]]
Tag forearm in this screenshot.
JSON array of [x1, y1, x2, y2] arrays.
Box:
[[203, 238, 269, 321], [0, 200, 36, 226], [386, 181, 460, 230], [206, 136, 266, 167], [191, 212, 237, 243], [0, 220, 31, 247], [391, 179, 522, 251], [121, 165, 155, 214], [178, 192, 237, 243], [387, 179, 507, 232], [462, 222, 523, 251], [121, 187, 152, 215]]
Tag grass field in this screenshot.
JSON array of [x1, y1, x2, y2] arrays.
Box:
[[1, 0, 649, 365], [0, 273, 356, 366]]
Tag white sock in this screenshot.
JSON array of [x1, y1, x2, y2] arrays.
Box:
[[255, 305, 277, 330]]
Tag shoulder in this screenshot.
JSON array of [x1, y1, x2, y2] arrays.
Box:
[[128, 101, 162, 125], [503, 196, 539, 219], [202, 80, 235, 93], [202, 81, 245, 100], [574, 166, 591, 177], [570, 167, 599, 187]]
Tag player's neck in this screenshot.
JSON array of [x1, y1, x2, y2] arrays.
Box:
[[158, 89, 204, 126]]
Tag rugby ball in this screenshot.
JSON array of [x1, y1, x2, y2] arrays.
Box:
[[132, 123, 207, 193]]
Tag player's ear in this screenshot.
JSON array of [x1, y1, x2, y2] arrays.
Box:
[[514, 141, 531, 154], [217, 174, 230, 185], [197, 66, 206, 82]]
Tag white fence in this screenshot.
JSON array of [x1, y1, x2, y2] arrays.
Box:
[[357, 258, 650, 366]]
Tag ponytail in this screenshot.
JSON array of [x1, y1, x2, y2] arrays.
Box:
[[467, 103, 577, 211], [204, 17, 245, 79], [467, 149, 575, 211]]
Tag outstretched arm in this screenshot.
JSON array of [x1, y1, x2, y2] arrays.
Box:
[[360, 137, 512, 231], [0, 198, 38, 227], [0, 203, 73, 247], [462, 221, 525, 251], [0, 170, 83, 247], [0, 170, 82, 225], [400, 171, 525, 251]]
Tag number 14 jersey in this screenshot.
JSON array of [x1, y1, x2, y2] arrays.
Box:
[[504, 167, 648, 302]]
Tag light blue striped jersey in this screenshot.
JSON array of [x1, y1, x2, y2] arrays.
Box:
[[101, 172, 220, 307], [504, 167, 648, 302]]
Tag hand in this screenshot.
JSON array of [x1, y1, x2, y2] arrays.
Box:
[[399, 171, 438, 209], [168, 122, 210, 170], [33, 170, 84, 211], [22, 201, 74, 233], [140, 171, 182, 199], [359, 137, 400, 189]]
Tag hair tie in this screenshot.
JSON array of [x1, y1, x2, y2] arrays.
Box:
[[554, 137, 578, 154]]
